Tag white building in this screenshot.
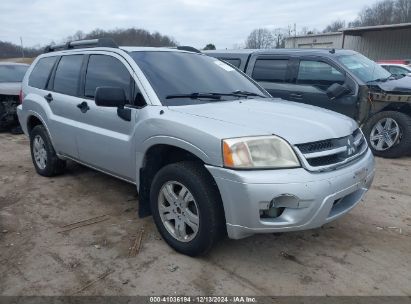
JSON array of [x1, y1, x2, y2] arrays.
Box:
[[285, 23, 411, 60]]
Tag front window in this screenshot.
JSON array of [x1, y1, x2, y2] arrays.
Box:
[[337, 53, 391, 83], [130, 51, 268, 105], [297, 60, 345, 90], [0, 65, 28, 83]]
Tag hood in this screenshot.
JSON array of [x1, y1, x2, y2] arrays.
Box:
[[374, 76, 411, 93], [169, 98, 357, 144], [0, 82, 21, 95]]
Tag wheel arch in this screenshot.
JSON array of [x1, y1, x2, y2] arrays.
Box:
[[27, 114, 43, 134], [26, 112, 56, 146], [375, 102, 411, 116], [137, 141, 221, 218]]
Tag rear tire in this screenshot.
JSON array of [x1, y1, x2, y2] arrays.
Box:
[[30, 125, 66, 176], [363, 111, 411, 158], [150, 161, 225, 256]]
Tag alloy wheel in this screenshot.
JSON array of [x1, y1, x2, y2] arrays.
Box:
[[33, 135, 47, 170], [158, 181, 200, 242], [370, 117, 401, 151]]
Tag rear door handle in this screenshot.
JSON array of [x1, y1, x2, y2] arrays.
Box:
[[44, 93, 53, 103], [77, 101, 90, 113]]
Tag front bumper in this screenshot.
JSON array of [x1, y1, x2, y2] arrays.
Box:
[[206, 149, 375, 239]]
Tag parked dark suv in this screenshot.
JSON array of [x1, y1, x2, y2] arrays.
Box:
[[206, 49, 411, 158]]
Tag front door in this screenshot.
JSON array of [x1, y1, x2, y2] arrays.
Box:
[[289, 58, 358, 118], [75, 53, 141, 181]]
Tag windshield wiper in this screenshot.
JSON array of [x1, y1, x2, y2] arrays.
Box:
[[231, 90, 267, 98], [165, 91, 267, 100], [366, 75, 394, 84], [166, 93, 222, 100]]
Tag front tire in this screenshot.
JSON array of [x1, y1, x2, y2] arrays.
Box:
[[30, 125, 66, 176], [150, 161, 225, 256], [363, 111, 411, 158]]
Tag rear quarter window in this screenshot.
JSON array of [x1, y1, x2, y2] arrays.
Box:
[[252, 59, 288, 82], [28, 57, 58, 89]]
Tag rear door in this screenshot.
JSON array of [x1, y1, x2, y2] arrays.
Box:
[[289, 57, 358, 118], [246, 55, 295, 100], [46, 54, 85, 158], [75, 52, 142, 181]]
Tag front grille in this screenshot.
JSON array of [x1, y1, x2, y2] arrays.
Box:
[[295, 129, 367, 171], [297, 139, 333, 154], [307, 154, 340, 167]]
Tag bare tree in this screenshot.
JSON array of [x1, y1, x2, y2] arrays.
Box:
[[323, 20, 346, 33], [245, 28, 274, 49], [395, 0, 411, 22], [272, 28, 289, 48], [349, 0, 411, 27]]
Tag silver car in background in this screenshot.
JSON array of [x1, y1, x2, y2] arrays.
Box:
[[17, 39, 375, 256], [0, 62, 29, 132]]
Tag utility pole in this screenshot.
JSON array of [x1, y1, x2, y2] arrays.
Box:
[[293, 23, 296, 48], [20, 36, 25, 58]]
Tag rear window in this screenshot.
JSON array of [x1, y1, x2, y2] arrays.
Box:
[[53, 55, 84, 96], [28, 57, 57, 89], [252, 59, 288, 82], [220, 58, 241, 68], [0, 65, 28, 83]]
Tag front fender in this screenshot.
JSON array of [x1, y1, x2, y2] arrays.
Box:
[[135, 135, 211, 188]]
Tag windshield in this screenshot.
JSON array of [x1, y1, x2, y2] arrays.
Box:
[[0, 65, 29, 83], [337, 53, 391, 83], [130, 51, 268, 105]]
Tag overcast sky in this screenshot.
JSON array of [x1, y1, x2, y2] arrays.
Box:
[[1, 0, 372, 49]]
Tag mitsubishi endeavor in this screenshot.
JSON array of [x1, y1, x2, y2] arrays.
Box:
[[17, 39, 375, 256]]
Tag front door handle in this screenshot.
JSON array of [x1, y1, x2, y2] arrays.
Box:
[[77, 101, 90, 113], [44, 93, 53, 103]]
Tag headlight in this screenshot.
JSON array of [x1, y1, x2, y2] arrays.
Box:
[[222, 136, 300, 169]]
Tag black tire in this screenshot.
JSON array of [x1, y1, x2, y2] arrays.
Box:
[[363, 111, 411, 158], [150, 161, 225, 256], [29, 125, 66, 176]]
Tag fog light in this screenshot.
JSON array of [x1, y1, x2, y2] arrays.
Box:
[[260, 200, 285, 219], [271, 194, 300, 209]]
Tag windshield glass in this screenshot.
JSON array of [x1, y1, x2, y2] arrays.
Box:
[[130, 51, 267, 105], [0, 65, 29, 83], [337, 53, 391, 83]]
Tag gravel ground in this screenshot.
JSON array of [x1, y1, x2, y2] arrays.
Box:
[[0, 133, 410, 296]]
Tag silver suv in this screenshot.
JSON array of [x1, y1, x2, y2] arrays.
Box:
[[18, 39, 375, 256]]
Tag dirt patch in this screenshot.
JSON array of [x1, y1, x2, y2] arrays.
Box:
[[0, 134, 410, 296]]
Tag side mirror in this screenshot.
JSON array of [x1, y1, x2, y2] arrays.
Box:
[[95, 87, 126, 108], [326, 83, 350, 100]]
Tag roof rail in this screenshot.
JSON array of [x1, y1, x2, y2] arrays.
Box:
[[176, 46, 202, 53], [44, 38, 118, 53]]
